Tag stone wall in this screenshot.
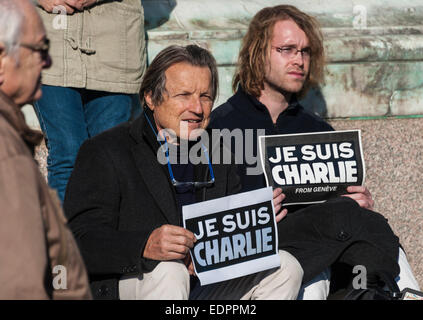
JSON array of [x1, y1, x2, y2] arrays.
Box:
[[142, 0, 423, 116], [329, 118, 423, 289]]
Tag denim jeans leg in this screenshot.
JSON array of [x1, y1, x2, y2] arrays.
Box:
[[83, 91, 140, 138], [33, 85, 89, 202]]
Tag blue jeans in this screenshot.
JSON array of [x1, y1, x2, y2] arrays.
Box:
[[34, 85, 141, 202]]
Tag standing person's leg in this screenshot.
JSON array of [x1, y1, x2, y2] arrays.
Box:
[[83, 91, 141, 138], [33, 85, 88, 202]]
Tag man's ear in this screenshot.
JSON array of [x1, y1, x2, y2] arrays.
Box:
[[144, 91, 155, 111]]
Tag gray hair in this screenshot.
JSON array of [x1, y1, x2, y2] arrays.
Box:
[[0, 0, 24, 58], [139, 45, 219, 108]]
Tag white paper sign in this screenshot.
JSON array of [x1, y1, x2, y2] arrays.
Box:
[[182, 187, 280, 286]]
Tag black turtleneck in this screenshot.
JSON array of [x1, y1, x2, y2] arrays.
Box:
[[209, 86, 334, 212]]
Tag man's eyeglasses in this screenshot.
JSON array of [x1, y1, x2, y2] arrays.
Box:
[[144, 110, 215, 189], [20, 38, 50, 61], [165, 142, 215, 189], [271, 45, 311, 60]]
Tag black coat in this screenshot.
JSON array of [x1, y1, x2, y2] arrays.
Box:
[[63, 112, 241, 299], [278, 197, 400, 285]]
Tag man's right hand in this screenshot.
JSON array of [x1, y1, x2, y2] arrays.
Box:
[[37, 0, 76, 14], [143, 225, 197, 261]]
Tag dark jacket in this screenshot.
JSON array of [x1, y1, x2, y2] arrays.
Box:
[[278, 197, 400, 284], [63, 112, 241, 299], [210, 87, 334, 193]]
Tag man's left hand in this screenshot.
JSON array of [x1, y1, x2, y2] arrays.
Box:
[[342, 185, 374, 210], [64, 0, 97, 10]]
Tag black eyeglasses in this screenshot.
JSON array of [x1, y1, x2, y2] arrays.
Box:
[[144, 110, 215, 189], [271, 45, 311, 60], [20, 38, 50, 62]]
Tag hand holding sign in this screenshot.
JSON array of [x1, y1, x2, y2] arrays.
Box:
[[343, 185, 374, 210], [143, 224, 197, 261], [273, 188, 288, 222]]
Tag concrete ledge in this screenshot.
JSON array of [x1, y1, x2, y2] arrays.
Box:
[[329, 117, 423, 289]]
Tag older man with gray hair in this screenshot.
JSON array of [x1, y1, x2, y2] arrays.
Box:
[[64, 44, 304, 300], [0, 0, 91, 299]]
